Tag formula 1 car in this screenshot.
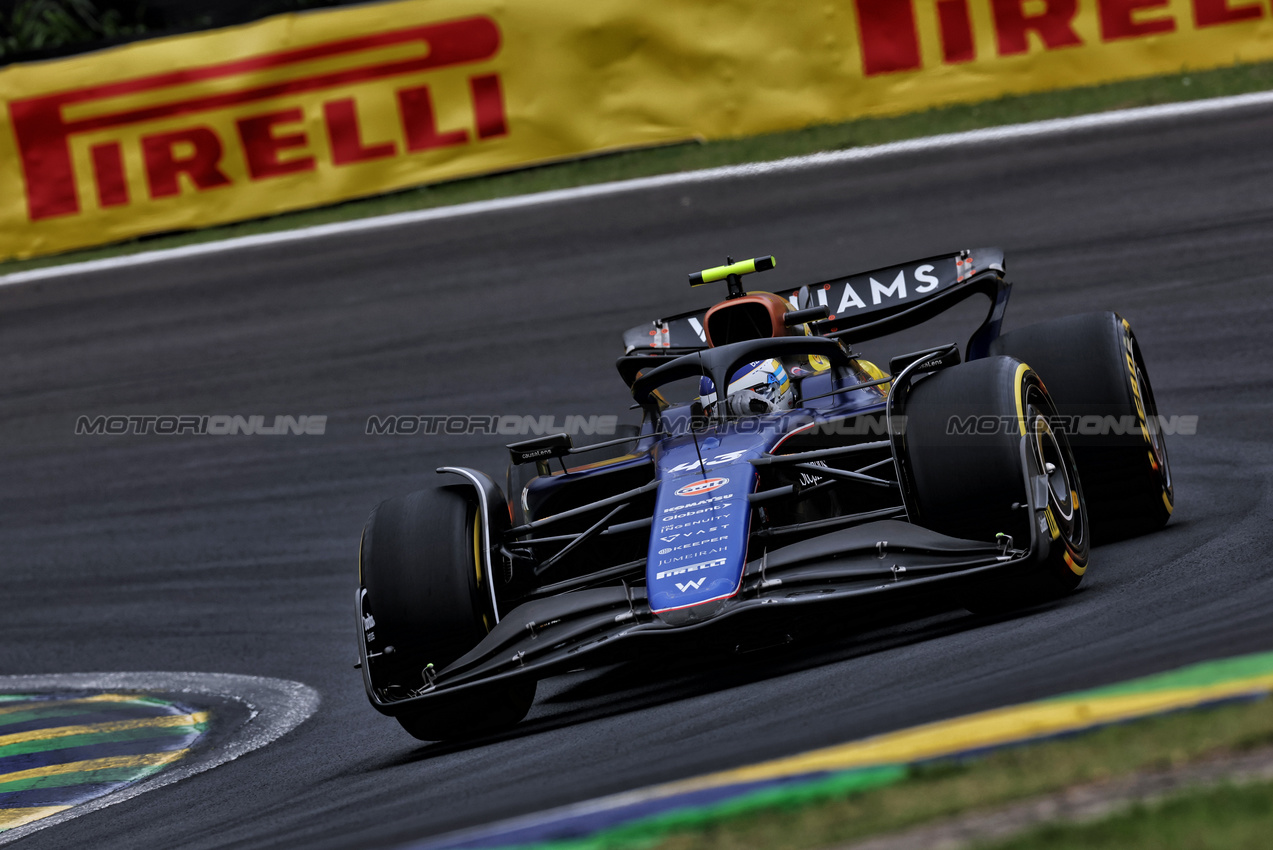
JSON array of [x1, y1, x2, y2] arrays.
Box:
[[355, 248, 1173, 741]]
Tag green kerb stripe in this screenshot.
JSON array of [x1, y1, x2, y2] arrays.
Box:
[[124, 697, 179, 709], [498, 765, 906, 850], [0, 704, 171, 728], [1052, 650, 1273, 702], [0, 722, 204, 759]]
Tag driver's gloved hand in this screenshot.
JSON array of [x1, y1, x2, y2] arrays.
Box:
[[726, 389, 774, 417]]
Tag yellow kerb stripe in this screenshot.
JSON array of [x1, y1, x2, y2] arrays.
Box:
[[660, 673, 1273, 794], [0, 712, 206, 748], [0, 806, 72, 830], [0, 751, 186, 786]]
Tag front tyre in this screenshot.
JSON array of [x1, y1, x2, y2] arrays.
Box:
[[359, 486, 535, 740], [990, 312, 1172, 541], [901, 357, 1089, 611]]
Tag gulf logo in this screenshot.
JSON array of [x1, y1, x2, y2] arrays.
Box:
[[674, 477, 729, 498]]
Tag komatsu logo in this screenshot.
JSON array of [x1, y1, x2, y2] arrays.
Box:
[[674, 477, 729, 498]]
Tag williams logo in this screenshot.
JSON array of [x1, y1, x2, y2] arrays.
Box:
[[674, 477, 729, 498]]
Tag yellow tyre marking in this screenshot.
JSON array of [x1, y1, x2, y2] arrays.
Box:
[[1122, 319, 1171, 513], [1013, 362, 1030, 436], [473, 511, 492, 634], [1121, 320, 1152, 445], [473, 512, 482, 587], [1013, 365, 1086, 577]]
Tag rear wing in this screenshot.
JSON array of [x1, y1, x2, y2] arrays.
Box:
[[622, 247, 1009, 359]]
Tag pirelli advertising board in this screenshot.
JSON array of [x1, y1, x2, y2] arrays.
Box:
[[3, 0, 1273, 260]]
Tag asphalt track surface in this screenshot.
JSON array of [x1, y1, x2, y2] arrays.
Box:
[[2, 101, 1272, 849]]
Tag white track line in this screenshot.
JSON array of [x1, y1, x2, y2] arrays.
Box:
[[5, 87, 1273, 288], [0, 671, 320, 845]]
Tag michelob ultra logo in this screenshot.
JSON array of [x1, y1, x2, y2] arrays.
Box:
[[11, 16, 504, 222]]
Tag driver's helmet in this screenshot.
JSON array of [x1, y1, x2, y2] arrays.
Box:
[[698, 359, 795, 417]]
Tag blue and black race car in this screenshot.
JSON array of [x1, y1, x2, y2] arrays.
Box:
[[355, 248, 1173, 740]]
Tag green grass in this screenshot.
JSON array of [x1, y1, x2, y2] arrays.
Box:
[[978, 780, 1273, 850], [630, 696, 1273, 850], [6, 58, 1273, 276]]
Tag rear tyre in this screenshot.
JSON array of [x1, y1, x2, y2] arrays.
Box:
[[990, 312, 1172, 541], [360, 486, 535, 740], [901, 357, 1089, 612]]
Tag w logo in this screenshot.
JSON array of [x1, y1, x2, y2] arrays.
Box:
[[675, 578, 707, 592]]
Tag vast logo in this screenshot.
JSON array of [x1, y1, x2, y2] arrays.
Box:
[[8, 16, 506, 221], [674, 477, 729, 498]]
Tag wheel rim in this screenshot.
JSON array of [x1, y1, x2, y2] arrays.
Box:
[[1033, 414, 1075, 524], [1026, 385, 1086, 556]]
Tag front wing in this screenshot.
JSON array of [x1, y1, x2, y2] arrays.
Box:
[[357, 452, 1055, 716]]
